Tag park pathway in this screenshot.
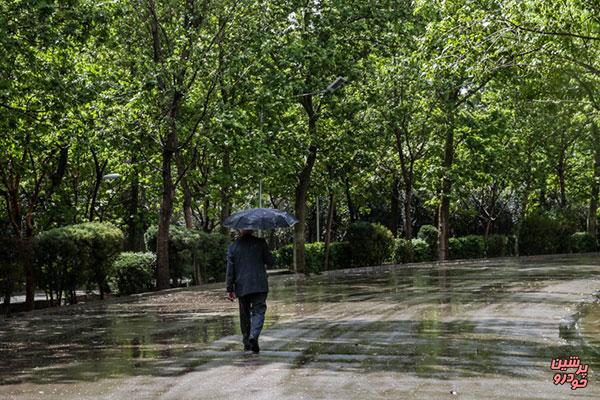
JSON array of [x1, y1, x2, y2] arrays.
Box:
[[1, 254, 600, 399]]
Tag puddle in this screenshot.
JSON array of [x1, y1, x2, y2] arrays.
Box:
[[2, 255, 600, 385]]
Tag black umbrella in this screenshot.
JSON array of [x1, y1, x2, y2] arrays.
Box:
[[223, 208, 299, 230]]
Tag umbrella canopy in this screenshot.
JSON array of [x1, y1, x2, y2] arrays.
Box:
[[223, 208, 299, 230]]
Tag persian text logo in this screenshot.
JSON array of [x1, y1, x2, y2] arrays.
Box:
[[550, 356, 588, 390]]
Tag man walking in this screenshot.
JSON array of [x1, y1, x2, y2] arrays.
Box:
[[226, 229, 275, 353]]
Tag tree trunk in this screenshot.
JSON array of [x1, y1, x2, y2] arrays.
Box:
[[156, 104, 179, 289], [403, 185, 413, 240], [220, 146, 232, 232], [323, 192, 335, 270], [557, 155, 567, 209], [175, 149, 194, 229], [389, 177, 400, 237], [344, 177, 357, 223], [588, 122, 600, 236], [437, 127, 454, 261], [126, 160, 146, 251], [88, 148, 107, 222], [294, 143, 318, 275]]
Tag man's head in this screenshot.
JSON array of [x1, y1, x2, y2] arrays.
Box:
[[239, 229, 254, 236]]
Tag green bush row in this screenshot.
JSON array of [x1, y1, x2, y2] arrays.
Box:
[[145, 225, 229, 286], [34, 222, 124, 304], [110, 252, 156, 295], [0, 236, 22, 304], [273, 241, 353, 273]]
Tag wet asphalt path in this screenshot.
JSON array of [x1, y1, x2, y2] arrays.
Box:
[[1, 254, 600, 399]]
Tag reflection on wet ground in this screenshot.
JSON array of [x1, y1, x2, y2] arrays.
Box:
[[1, 254, 600, 398]]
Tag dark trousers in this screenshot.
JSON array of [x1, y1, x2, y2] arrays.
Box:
[[238, 292, 268, 346]]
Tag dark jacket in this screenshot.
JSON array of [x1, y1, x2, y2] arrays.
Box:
[[226, 235, 275, 297]]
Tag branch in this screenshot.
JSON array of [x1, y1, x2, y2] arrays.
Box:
[[174, 146, 199, 188], [504, 19, 600, 41]]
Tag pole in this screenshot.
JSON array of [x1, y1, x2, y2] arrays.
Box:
[[259, 179, 263, 208]]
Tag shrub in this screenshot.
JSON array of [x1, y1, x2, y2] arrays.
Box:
[[417, 225, 438, 260], [110, 252, 156, 295], [411, 238, 430, 262], [345, 222, 394, 267], [145, 226, 229, 285], [305, 242, 325, 274], [485, 234, 508, 257], [507, 234, 517, 256], [328, 241, 352, 270], [392, 238, 414, 264], [0, 236, 22, 306], [518, 213, 568, 255], [570, 232, 598, 253], [448, 237, 462, 260], [273, 244, 294, 269], [449, 235, 485, 260], [34, 222, 124, 304]]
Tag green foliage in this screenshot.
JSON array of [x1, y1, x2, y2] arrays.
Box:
[[305, 242, 325, 274], [485, 234, 508, 258], [110, 252, 156, 295], [392, 238, 414, 264], [417, 225, 438, 260], [449, 235, 485, 260], [0, 236, 22, 303], [145, 226, 229, 284], [273, 241, 352, 271], [328, 241, 353, 270], [569, 232, 598, 253], [411, 238, 431, 262], [518, 213, 574, 256], [34, 222, 124, 304], [346, 222, 394, 267], [273, 244, 294, 269]]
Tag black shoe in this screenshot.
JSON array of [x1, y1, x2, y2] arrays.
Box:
[[244, 344, 252, 352], [249, 337, 260, 354]]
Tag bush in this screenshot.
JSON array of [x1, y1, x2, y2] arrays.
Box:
[[570, 232, 598, 253], [392, 238, 414, 264], [449, 235, 485, 260], [328, 241, 352, 270], [110, 252, 156, 295], [485, 234, 508, 257], [345, 222, 394, 267], [507, 234, 517, 256], [145, 226, 229, 285], [0, 236, 22, 305], [273, 244, 294, 269], [417, 225, 438, 260], [518, 213, 570, 255], [411, 238, 430, 262], [34, 222, 124, 304], [305, 242, 325, 274]]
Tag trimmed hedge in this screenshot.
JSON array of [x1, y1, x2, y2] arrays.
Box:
[[305, 242, 325, 273], [145, 226, 229, 285], [485, 234, 508, 257], [411, 238, 431, 261], [110, 252, 156, 295], [449, 235, 485, 260], [417, 225, 438, 260], [328, 241, 352, 270], [346, 222, 394, 267], [34, 222, 124, 304], [518, 213, 572, 255], [273, 244, 294, 269], [392, 238, 413, 264], [0, 236, 21, 305], [570, 232, 598, 253]]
